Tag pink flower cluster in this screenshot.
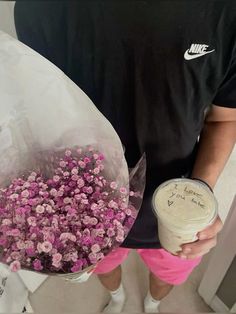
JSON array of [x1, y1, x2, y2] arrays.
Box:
[[0, 148, 138, 274]]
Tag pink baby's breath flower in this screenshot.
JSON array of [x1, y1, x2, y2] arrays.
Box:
[[63, 197, 71, 204], [72, 174, 79, 181], [60, 232, 75, 242], [77, 179, 85, 188], [91, 203, 98, 210], [84, 157, 91, 164], [81, 199, 89, 205], [83, 228, 91, 237], [78, 161, 86, 169], [59, 160, 67, 167], [93, 168, 100, 175], [33, 259, 43, 271], [86, 187, 93, 194], [35, 205, 45, 214], [0, 238, 7, 246], [28, 175, 36, 182], [11, 251, 21, 260], [71, 260, 83, 272], [21, 198, 28, 205], [91, 244, 101, 253], [27, 216, 37, 226], [107, 228, 115, 237], [41, 241, 53, 253], [96, 252, 104, 260], [106, 210, 114, 219], [125, 208, 132, 216], [120, 202, 127, 210], [9, 193, 19, 200], [69, 234, 77, 242], [70, 252, 78, 262], [88, 252, 98, 264], [53, 175, 60, 182], [26, 248, 35, 257], [36, 243, 42, 253], [119, 187, 127, 194], [116, 235, 125, 242], [96, 228, 105, 237], [71, 168, 78, 175], [9, 260, 21, 272], [21, 190, 30, 198], [85, 174, 94, 183], [90, 217, 98, 225], [25, 240, 34, 249], [67, 207, 76, 215], [110, 182, 118, 189], [43, 232, 55, 243], [50, 188, 58, 197], [98, 153, 105, 160], [82, 216, 90, 225], [57, 190, 64, 197], [52, 253, 62, 268], [16, 240, 25, 250], [65, 150, 72, 157], [2, 219, 12, 225], [76, 231, 82, 238], [6, 229, 21, 237], [45, 204, 53, 213], [93, 154, 99, 160], [108, 200, 118, 209], [23, 182, 31, 188], [98, 164, 105, 171], [116, 212, 126, 220]]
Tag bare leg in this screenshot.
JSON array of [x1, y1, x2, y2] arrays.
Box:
[[149, 271, 173, 300], [97, 266, 126, 313], [97, 265, 121, 291], [144, 271, 173, 313]]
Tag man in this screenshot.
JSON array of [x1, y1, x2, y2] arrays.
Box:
[[14, 1, 236, 312]]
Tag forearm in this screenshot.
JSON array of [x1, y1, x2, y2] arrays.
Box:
[[191, 121, 236, 189]]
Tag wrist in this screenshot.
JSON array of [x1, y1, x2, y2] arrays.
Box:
[[190, 177, 214, 193]]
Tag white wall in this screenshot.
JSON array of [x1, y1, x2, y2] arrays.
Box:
[[0, 1, 16, 37], [0, 0, 235, 220]]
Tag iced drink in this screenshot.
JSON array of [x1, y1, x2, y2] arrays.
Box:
[[152, 178, 218, 254]]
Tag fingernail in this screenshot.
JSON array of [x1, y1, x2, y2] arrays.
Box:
[[179, 254, 187, 259]]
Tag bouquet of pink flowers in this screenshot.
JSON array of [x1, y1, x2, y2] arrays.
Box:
[[0, 32, 146, 279], [0, 147, 144, 274]]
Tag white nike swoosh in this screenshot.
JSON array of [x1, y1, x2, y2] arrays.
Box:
[[184, 49, 215, 60]]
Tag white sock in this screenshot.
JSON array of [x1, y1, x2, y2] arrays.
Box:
[[103, 283, 126, 313], [144, 290, 160, 313]]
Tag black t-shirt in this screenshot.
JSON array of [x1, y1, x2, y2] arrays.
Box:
[[14, 1, 236, 248]]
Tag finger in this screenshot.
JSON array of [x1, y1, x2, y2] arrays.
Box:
[[179, 250, 210, 260], [198, 216, 223, 240], [180, 237, 217, 256]]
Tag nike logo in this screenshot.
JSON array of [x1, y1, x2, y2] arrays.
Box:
[[184, 44, 215, 60]]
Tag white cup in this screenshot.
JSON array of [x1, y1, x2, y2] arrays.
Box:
[[152, 178, 218, 254]]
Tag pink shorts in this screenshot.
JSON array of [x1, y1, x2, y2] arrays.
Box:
[[94, 248, 201, 285]]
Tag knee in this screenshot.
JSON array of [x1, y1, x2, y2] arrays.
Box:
[[150, 272, 173, 288], [97, 266, 120, 278]]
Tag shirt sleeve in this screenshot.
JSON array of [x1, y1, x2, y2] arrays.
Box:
[[213, 54, 236, 108]]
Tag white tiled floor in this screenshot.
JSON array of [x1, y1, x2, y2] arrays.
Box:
[[28, 250, 213, 313]]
